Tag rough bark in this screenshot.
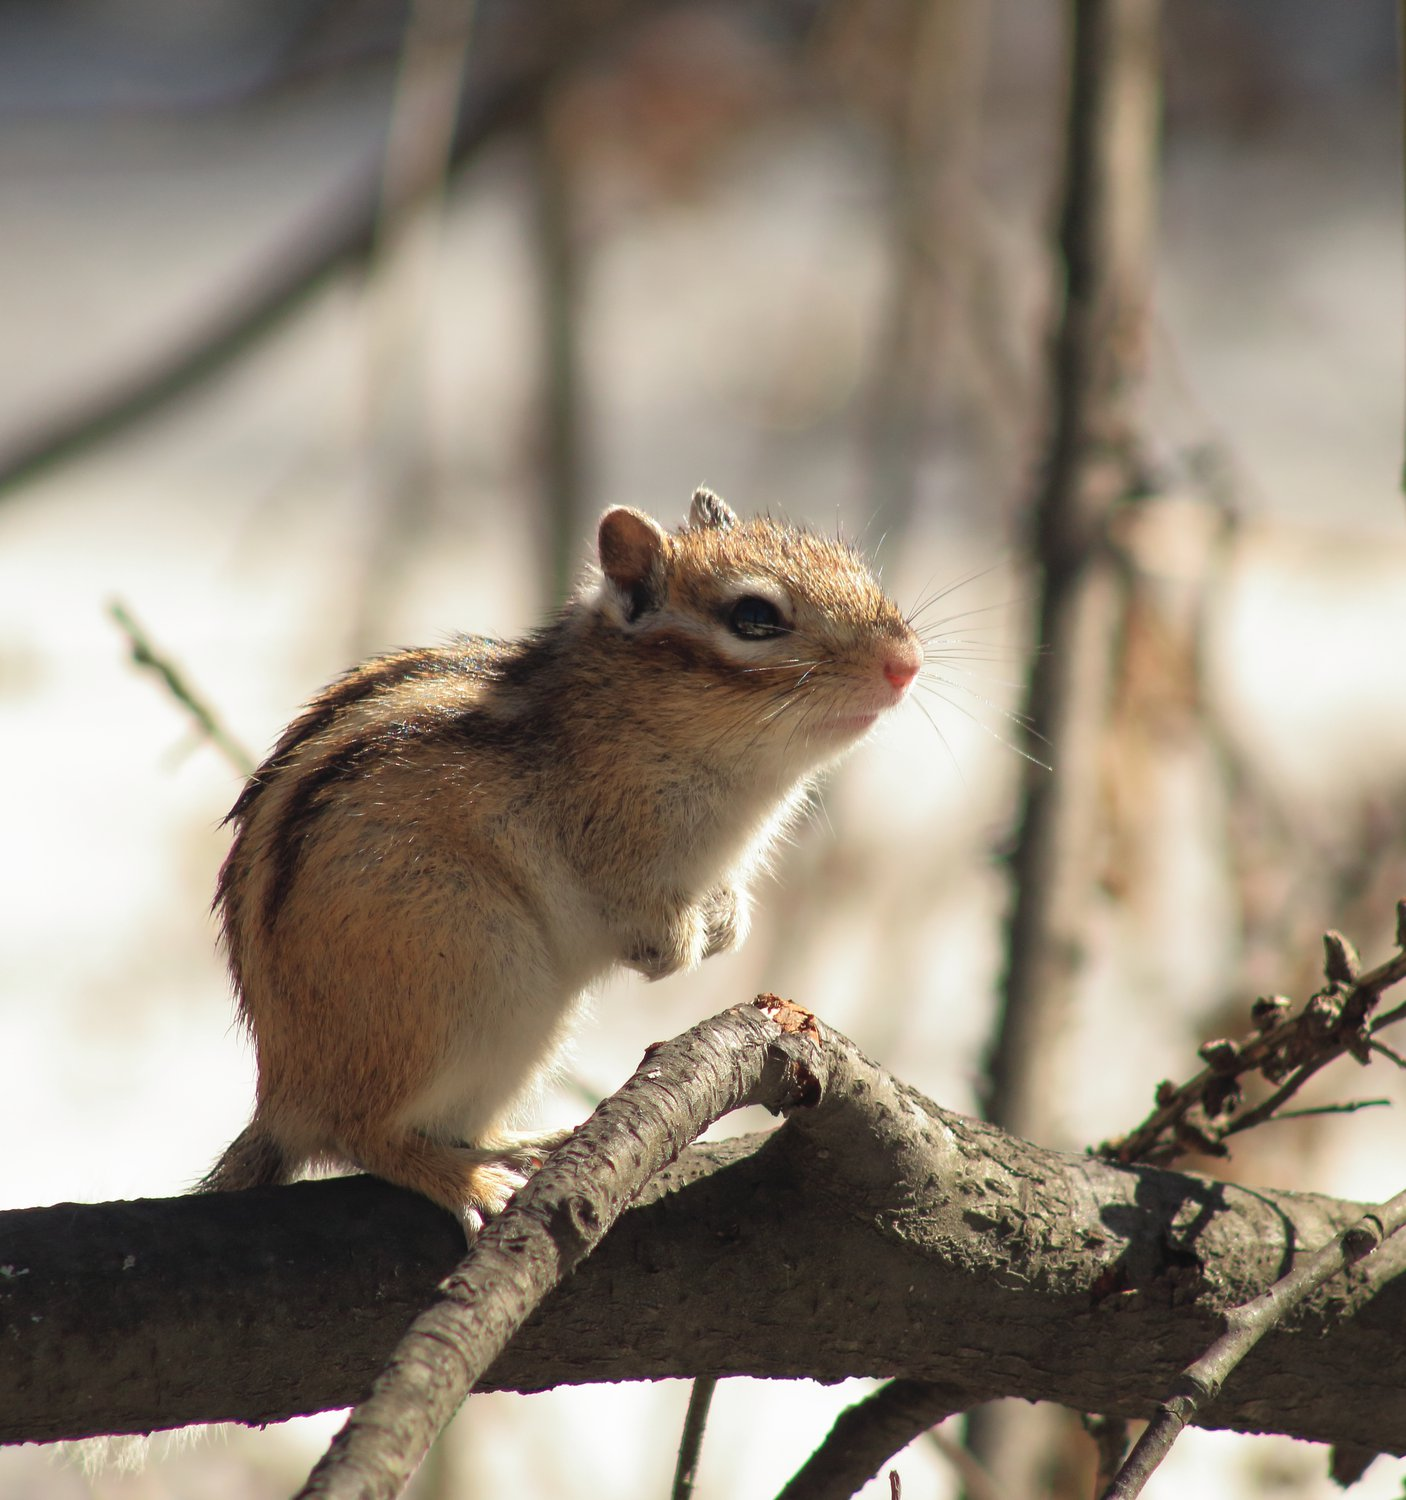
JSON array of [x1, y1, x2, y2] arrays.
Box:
[[5, 1011, 1406, 1457]]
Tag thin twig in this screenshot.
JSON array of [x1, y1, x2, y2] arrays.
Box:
[[109, 600, 255, 777], [1261, 1099, 1389, 1123], [1218, 1064, 1360, 1144], [670, 1376, 718, 1500], [1099, 911, 1406, 1166], [1100, 1185, 1406, 1499]]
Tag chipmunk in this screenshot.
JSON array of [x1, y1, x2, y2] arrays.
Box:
[[203, 488, 922, 1231]]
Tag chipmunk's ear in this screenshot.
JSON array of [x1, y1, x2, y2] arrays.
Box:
[[689, 486, 737, 532], [598, 507, 667, 619]]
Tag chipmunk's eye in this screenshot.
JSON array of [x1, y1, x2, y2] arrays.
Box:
[[726, 595, 787, 639]]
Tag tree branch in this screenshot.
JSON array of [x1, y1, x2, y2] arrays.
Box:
[[8, 1007, 1406, 1462], [670, 1376, 717, 1500], [987, 0, 1161, 1144]]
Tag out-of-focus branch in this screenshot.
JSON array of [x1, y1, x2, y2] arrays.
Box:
[[863, 0, 991, 538], [772, 1381, 967, 1500], [109, 599, 255, 776], [976, 2, 1160, 1489], [0, 0, 649, 501], [1085, 1415, 1132, 1494], [345, 0, 476, 659], [529, 101, 588, 601], [1398, 0, 1406, 497]]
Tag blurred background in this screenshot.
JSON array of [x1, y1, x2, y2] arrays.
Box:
[[2, 1, 1406, 1497]]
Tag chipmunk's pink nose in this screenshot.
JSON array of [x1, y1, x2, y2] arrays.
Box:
[[883, 642, 922, 693]]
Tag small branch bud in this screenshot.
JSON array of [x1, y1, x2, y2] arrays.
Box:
[[1251, 995, 1292, 1032], [1324, 931, 1361, 986], [1306, 992, 1344, 1035], [1197, 1039, 1241, 1074], [1341, 1222, 1382, 1262], [1261, 1050, 1293, 1084], [1203, 1077, 1243, 1119]]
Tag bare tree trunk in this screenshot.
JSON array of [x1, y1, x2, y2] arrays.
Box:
[[975, 0, 1161, 1491]]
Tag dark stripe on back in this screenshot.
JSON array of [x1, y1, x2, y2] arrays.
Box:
[[259, 699, 533, 929], [260, 724, 413, 929], [225, 647, 459, 825]]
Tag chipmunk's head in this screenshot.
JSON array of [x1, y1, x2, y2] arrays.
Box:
[[586, 487, 922, 777]]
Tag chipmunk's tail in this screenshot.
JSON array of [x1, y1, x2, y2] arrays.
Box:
[[198, 1120, 293, 1192]]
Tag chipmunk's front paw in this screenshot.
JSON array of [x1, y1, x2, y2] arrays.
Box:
[[624, 940, 686, 981], [624, 907, 706, 980], [701, 885, 749, 957]]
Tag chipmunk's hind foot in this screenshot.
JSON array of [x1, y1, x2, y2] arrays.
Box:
[[483, 1126, 574, 1167], [337, 1126, 558, 1241]]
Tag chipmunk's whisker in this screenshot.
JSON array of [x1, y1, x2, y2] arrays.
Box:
[[905, 562, 1012, 628], [913, 681, 1052, 770], [911, 694, 967, 791], [919, 660, 1034, 698], [915, 671, 1043, 732]]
